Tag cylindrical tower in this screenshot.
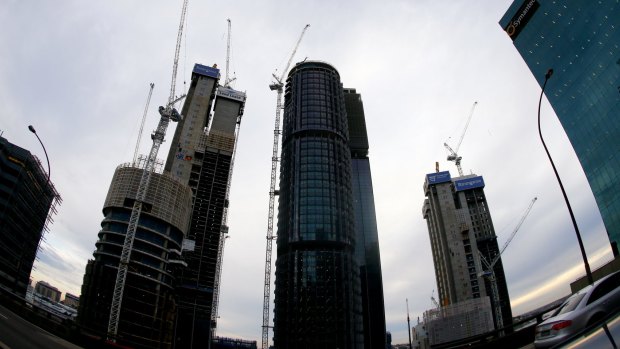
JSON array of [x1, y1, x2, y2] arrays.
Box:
[[78, 160, 192, 349], [274, 61, 362, 348]]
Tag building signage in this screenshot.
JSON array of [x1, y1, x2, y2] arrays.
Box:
[[216, 86, 247, 102], [193, 63, 220, 79], [426, 171, 451, 185], [504, 0, 539, 40], [454, 176, 485, 191]]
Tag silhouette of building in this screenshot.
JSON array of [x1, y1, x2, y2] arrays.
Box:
[[422, 171, 512, 330], [0, 135, 60, 298], [273, 61, 363, 348], [500, 0, 620, 256], [165, 63, 246, 348], [78, 158, 193, 349], [344, 88, 387, 348]]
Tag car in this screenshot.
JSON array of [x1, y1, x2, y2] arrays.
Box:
[[534, 270, 620, 348]]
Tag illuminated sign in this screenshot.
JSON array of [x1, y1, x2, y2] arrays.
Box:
[[193, 64, 220, 79], [216, 86, 247, 102], [504, 0, 539, 40], [454, 176, 485, 191], [426, 171, 451, 185]]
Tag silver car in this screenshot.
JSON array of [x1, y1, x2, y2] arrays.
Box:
[[534, 270, 620, 348]]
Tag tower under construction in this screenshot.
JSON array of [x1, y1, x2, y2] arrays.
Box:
[[166, 63, 246, 348]]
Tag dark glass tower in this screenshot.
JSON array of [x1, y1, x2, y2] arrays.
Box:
[[344, 88, 387, 348], [274, 61, 363, 348], [500, 1, 620, 255]]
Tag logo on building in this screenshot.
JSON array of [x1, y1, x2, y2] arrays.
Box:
[[504, 0, 539, 40]]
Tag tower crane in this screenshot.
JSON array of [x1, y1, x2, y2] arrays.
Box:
[[444, 101, 477, 176], [223, 18, 236, 88], [261, 24, 309, 349], [107, 0, 189, 341], [479, 197, 537, 332], [132, 83, 155, 165]]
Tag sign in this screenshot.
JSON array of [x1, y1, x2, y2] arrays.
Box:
[[454, 176, 485, 191], [504, 0, 539, 40], [182, 239, 195, 252], [193, 64, 220, 79], [426, 171, 451, 185], [216, 86, 247, 102]]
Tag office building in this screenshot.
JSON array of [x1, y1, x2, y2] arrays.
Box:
[[78, 159, 193, 349], [63, 293, 80, 308], [165, 63, 247, 348], [500, 1, 620, 254], [34, 280, 62, 303], [422, 171, 512, 330], [273, 61, 363, 348], [344, 88, 387, 348], [0, 135, 60, 298]]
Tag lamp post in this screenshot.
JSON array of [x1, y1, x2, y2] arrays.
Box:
[[537, 69, 594, 285], [28, 125, 50, 184]]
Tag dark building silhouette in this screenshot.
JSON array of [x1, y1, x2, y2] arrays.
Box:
[[500, 0, 620, 255], [344, 88, 387, 348], [0, 135, 60, 298], [273, 61, 363, 348], [164, 64, 246, 348]]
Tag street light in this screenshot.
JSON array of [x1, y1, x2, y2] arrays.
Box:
[[537, 69, 594, 285], [28, 125, 51, 184]]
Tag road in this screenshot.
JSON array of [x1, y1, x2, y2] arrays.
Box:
[[0, 304, 82, 349]]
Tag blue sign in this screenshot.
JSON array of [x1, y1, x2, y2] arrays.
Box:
[[454, 176, 485, 191], [193, 64, 220, 79], [426, 171, 451, 185]]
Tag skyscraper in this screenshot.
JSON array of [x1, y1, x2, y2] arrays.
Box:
[[165, 63, 246, 348], [500, 1, 620, 255], [422, 171, 512, 330], [0, 135, 60, 298], [78, 159, 193, 348], [344, 88, 387, 348], [273, 61, 363, 348]]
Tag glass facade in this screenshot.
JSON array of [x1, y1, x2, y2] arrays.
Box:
[[500, 1, 620, 253], [274, 61, 363, 348]]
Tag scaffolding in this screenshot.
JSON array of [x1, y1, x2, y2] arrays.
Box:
[[423, 297, 494, 345]]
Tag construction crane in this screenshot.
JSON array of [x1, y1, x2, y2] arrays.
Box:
[[444, 101, 477, 176], [223, 18, 236, 88], [479, 197, 537, 331], [261, 24, 310, 349], [107, 0, 189, 341], [132, 83, 155, 165]]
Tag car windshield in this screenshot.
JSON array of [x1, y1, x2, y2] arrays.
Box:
[[555, 292, 586, 316]]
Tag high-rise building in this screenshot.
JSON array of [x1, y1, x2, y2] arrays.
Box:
[[500, 1, 620, 255], [78, 159, 193, 348], [0, 135, 60, 298], [344, 88, 387, 348], [165, 63, 246, 348], [422, 171, 512, 330], [273, 61, 363, 348]]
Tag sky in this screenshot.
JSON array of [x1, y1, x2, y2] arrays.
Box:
[[0, 0, 615, 345]]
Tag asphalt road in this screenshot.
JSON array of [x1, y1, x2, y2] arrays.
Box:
[[0, 304, 82, 349]]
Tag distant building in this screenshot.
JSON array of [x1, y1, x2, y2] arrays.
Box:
[[422, 171, 512, 330], [424, 297, 494, 345], [500, 0, 620, 256], [0, 135, 60, 298], [34, 280, 61, 303], [78, 159, 193, 349], [165, 63, 247, 348], [212, 336, 257, 349], [412, 321, 429, 349], [63, 293, 79, 308]]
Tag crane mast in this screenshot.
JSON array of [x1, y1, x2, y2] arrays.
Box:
[[479, 197, 537, 331], [224, 19, 236, 88], [444, 101, 477, 176], [133, 83, 155, 165], [262, 24, 309, 349], [107, 0, 189, 341]]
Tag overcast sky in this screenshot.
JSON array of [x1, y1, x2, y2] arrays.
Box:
[[0, 0, 615, 345]]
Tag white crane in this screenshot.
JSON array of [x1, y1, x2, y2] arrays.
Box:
[[444, 101, 477, 176], [479, 197, 537, 331], [132, 83, 155, 165], [223, 18, 236, 88], [261, 24, 310, 349], [107, 0, 188, 341]]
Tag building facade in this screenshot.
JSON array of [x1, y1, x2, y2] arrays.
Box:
[[0, 136, 60, 298], [500, 0, 620, 255], [344, 88, 387, 348], [63, 293, 80, 308], [273, 61, 363, 348], [422, 171, 512, 330], [34, 280, 62, 303], [164, 63, 246, 348], [78, 161, 193, 349]]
